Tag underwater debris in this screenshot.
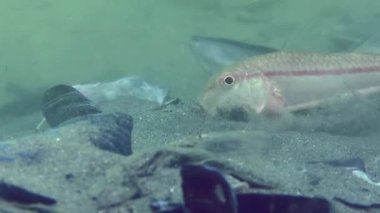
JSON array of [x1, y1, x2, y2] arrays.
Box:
[[0, 182, 56, 205], [73, 76, 169, 106], [151, 164, 331, 213], [41, 84, 101, 128], [153, 97, 181, 110], [87, 112, 133, 156], [41, 85, 134, 156]]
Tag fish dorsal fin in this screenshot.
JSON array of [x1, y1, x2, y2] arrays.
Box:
[[191, 36, 278, 74]]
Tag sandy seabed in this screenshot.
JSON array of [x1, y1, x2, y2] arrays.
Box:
[[0, 95, 379, 212]]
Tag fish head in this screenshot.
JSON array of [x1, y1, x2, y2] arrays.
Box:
[[199, 70, 284, 121]]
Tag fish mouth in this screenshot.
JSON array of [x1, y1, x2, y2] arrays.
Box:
[[217, 107, 250, 122]]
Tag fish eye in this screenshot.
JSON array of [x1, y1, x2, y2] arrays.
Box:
[[224, 76, 234, 85]]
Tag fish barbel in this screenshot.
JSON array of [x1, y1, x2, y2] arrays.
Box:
[[200, 52, 380, 120]]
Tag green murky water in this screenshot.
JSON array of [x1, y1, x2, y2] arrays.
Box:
[[1, 0, 380, 106], [1, 2, 380, 211]]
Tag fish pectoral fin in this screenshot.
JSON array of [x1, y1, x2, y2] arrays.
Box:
[[286, 100, 324, 114], [287, 86, 380, 114]]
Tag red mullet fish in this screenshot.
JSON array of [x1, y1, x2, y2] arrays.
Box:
[[199, 52, 380, 120]]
